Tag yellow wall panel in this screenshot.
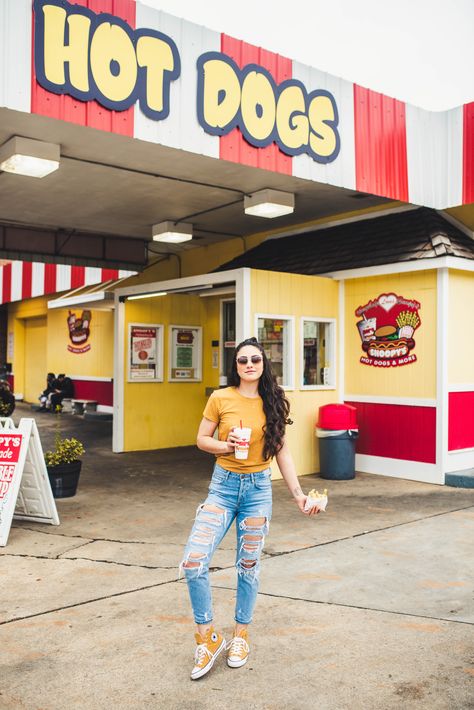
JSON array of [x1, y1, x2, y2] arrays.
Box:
[[123, 294, 222, 451], [47, 308, 114, 377], [344, 271, 437, 398], [24, 317, 47, 403], [448, 270, 474, 384], [250, 270, 339, 478]]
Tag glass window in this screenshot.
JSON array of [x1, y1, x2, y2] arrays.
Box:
[[257, 316, 293, 387], [302, 319, 335, 388]]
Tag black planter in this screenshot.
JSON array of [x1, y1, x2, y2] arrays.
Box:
[[47, 460, 82, 498]]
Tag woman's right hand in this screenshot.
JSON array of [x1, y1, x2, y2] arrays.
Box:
[[222, 427, 238, 454]]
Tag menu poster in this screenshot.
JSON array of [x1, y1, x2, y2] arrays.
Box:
[[169, 326, 202, 381], [128, 324, 163, 381]]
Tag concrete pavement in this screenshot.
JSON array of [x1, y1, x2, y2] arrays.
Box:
[[1, 403, 473, 709]]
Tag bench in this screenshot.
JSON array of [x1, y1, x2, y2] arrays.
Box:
[[71, 399, 98, 415]]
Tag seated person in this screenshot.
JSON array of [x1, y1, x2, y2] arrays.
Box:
[[0, 380, 15, 417], [48, 374, 74, 412], [39, 372, 57, 410]]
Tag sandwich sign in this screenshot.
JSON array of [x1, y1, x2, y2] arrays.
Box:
[[355, 293, 421, 368], [0, 418, 59, 546]]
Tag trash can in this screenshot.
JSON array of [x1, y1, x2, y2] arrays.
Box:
[[316, 403, 358, 480]]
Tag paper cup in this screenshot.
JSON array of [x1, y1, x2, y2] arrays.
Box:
[[233, 427, 251, 460]]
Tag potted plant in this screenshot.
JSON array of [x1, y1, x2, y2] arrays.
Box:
[[45, 408, 85, 498]]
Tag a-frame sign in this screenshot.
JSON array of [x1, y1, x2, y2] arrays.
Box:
[[0, 417, 59, 546]]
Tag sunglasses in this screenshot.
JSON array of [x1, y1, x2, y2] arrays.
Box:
[[236, 355, 263, 365]]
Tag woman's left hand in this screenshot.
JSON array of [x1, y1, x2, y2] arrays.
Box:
[[294, 495, 320, 516]]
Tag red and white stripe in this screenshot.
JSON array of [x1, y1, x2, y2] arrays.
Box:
[[0, 261, 135, 305], [1, 0, 473, 215]]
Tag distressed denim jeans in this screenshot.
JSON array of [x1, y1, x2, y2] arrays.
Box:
[[181, 463, 272, 625]]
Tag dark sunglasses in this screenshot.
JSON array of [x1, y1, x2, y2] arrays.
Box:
[[236, 355, 263, 365]]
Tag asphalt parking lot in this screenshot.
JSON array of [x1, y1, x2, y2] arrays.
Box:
[[1, 403, 473, 709]]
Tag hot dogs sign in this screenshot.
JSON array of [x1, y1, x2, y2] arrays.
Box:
[[355, 293, 421, 368]]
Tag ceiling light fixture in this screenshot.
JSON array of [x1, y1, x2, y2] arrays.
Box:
[[152, 221, 193, 244], [0, 136, 60, 178], [127, 291, 168, 301], [244, 189, 295, 218]]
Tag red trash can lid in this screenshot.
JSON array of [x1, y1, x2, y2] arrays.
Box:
[[317, 403, 358, 430]]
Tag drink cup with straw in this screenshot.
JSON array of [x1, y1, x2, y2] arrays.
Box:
[[234, 419, 251, 460]]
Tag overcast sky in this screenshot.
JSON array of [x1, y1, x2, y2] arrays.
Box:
[[140, 0, 473, 111]]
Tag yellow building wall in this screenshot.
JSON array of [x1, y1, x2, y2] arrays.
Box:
[[448, 269, 474, 384], [123, 294, 222, 451], [250, 270, 340, 479], [8, 296, 49, 398], [8, 297, 114, 400], [344, 271, 437, 398], [46, 308, 114, 378], [23, 317, 47, 403]]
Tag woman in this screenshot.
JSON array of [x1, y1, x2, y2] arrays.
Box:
[[181, 337, 321, 680]]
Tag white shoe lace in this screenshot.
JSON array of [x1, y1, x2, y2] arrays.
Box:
[[227, 636, 249, 657], [194, 643, 212, 666]]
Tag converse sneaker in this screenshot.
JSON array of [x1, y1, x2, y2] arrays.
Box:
[[191, 627, 226, 680], [226, 629, 250, 668]]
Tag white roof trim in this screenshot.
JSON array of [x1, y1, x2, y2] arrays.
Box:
[[323, 256, 474, 280]]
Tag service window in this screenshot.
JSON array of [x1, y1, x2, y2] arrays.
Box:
[[256, 315, 294, 388], [169, 325, 202, 382], [301, 318, 335, 389]]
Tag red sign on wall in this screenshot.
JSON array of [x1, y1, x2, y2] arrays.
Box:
[[355, 293, 421, 368]]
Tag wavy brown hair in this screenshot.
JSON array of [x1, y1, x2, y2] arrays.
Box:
[[229, 337, 292, 459]]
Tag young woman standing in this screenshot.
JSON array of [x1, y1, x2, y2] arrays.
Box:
[[181, 337, 321, 680]]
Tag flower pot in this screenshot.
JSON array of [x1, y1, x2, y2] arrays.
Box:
[[47, 460, 82, 498]]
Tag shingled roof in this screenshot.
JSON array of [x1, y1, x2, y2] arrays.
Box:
[[215, 207, 474, 275]]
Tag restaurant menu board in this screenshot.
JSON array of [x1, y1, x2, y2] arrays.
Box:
[[128, 324, 163, 381], [169, 326, 202, 381]]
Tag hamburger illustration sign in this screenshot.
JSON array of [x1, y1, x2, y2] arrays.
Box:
[[355, 293, 421, 368]]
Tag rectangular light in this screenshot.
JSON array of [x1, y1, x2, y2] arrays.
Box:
[[127, 291, 168, 301], [152, 221, 193, 244], [0, 136, 60, 178], [244, 189, 294, 218]]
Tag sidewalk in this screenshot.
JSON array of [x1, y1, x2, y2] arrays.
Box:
[[1, 403, 473, 709]]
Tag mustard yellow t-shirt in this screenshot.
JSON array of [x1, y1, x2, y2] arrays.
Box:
[[203, 386, 271, 473]]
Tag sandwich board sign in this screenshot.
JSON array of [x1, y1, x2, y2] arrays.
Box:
[[0, 417, 59, 546]]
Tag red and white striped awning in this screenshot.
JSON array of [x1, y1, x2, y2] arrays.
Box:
[[0, 261, 136, 305]]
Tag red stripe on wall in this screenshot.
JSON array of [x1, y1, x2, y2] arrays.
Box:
[[220, 35, 292, 175], [448, 391, 474, 450], [71, 266, 86, 289], [72, 379, 113, 407], [44, 263, 57, 294], [353, 85, 409, 202], [101, 268, 119, 281], [22, 262, 33, 300], [462, 103, 474, 204], [2, 264, 12, 304], [31, 0, 135, 137], [345, 401, 436, 464]]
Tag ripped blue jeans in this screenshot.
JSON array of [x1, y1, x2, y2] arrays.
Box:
[[181, 464, 272, 625]]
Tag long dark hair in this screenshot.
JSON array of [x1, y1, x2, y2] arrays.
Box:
[[229, 337, 292, 459]]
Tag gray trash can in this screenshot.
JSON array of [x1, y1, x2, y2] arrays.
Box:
[[316, 428, 359, 480]]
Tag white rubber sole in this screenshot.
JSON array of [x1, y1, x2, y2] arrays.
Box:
[[191, 638, 226, 680], [227, 654, 249, 668]]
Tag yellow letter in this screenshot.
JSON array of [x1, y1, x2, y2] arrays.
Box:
[[43, 5, 90, 92], [308, 94, 337, 159], [241, 71, 275, 142], [276, 84, 309, 150], [90, 22, 137, 103], [136, 35, 175, 114], [201, 58, 241, 129]]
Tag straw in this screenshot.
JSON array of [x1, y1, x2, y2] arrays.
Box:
[[240, 419, 243, 430]]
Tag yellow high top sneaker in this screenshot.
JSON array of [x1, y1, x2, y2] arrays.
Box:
[[191, 627, 226, 680], [226, 628, 250, 668]]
